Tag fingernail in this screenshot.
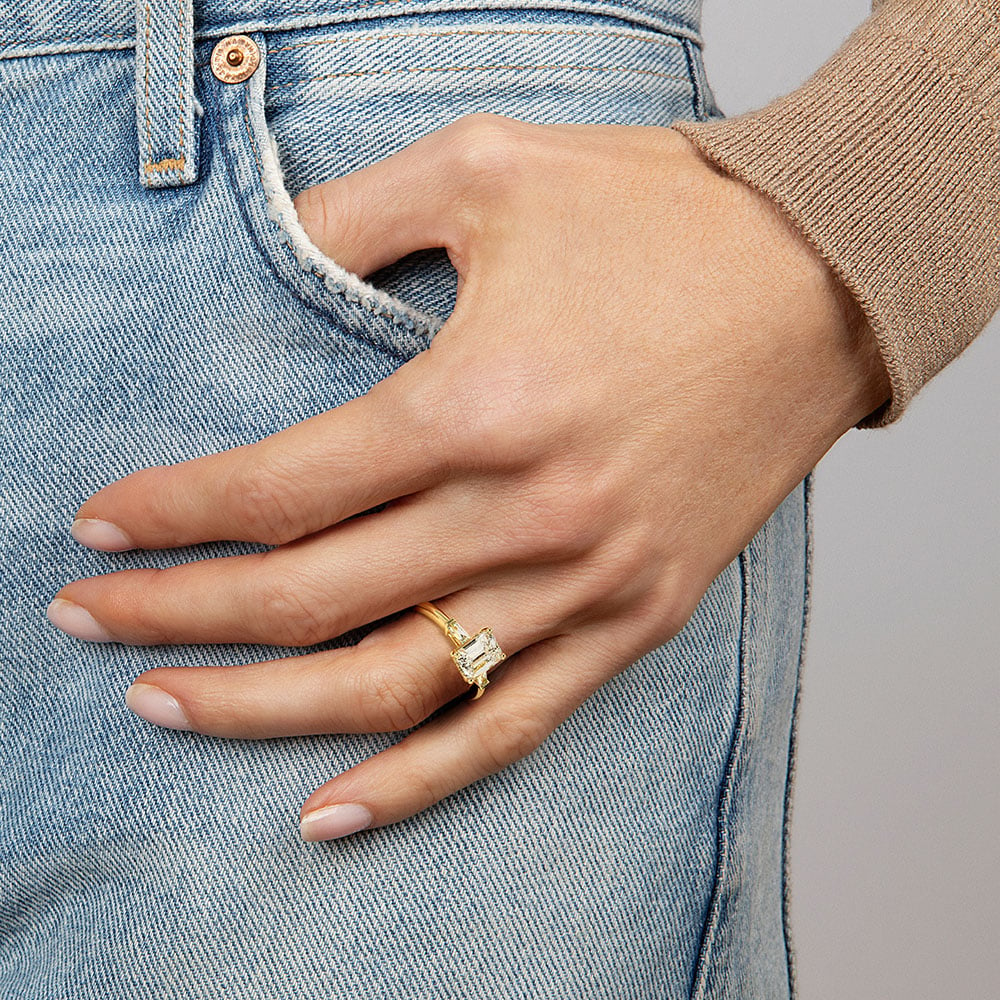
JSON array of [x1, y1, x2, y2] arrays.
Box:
[[125, 682, 192, 731], [300, 803, 374, 842], [46, 598, 114, 642], [71, 518, 135, 552]]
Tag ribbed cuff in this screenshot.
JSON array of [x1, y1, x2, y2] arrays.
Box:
[[672, 0, 1000, 427]]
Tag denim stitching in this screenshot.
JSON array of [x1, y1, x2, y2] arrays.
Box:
[[175, 0, 187, 162], [0, 32, 131, 46], [264, 24, 687, 91], [690, 546, 751, 1000], [268, 63, 689, 90], [680, 36, 704, 121], [242, 99, 265, 176], [267, 26, 683, 53], [195, 23, 682, 72], [142, 5, 152, 170], [1, 0, 686, 24]]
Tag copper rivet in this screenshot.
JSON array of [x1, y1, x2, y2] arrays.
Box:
[[210, 35, 260, 84]]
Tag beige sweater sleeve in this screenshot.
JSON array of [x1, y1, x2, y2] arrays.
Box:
[[671, 0, 1000, 427]]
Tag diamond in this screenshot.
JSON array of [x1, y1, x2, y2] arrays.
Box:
[[452, 628, 506, 685]]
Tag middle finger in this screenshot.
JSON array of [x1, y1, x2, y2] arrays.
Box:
[[49, 491, 500, 647]]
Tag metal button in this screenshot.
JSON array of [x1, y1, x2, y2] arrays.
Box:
[[211, 35, 259, 84]]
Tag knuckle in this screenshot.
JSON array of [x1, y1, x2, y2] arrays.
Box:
[[504, 479, 596, 561], [426, 361, 545, 475], [357, 666, 434, 732], [481, 704, 547, 771], [563, 531, 663, 622], [224, 458, 303, 545], [605, 533, 654, 590], [399, 762, 443, 808], [446, 113, 526, 202], [488, 464, 611, 562], [373, 357, 455, 472], [251, 567, 334, 646]]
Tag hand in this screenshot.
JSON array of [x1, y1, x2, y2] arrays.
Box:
[[48, 116, 889, 841]]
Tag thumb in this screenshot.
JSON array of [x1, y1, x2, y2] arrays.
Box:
[[292, 113, 521, 279]]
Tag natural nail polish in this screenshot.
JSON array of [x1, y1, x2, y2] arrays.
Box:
[[126, 683, 192, 731], [300, 803, 374, 842], [46, 598, 114, 642], [71, 518, 135, 552]]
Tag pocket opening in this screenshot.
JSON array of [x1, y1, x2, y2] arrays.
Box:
[[241, 35, 444, 339]]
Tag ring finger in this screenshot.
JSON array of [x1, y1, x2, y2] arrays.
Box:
[[123, 570, 584, 739]]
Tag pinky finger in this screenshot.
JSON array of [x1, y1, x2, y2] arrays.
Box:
[[298, 630, 620, 841]]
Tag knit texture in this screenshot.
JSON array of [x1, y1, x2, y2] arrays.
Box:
[[672, 0, 1000, 427]]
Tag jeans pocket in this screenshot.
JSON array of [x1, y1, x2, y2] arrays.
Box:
[[209, 33, 439, 364]]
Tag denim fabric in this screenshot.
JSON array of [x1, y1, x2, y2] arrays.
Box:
[[1, 3, 806, 997], [2, 0, 703, 56]]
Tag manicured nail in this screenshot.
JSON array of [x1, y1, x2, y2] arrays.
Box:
[[46, 598, 114, 642], [300, 803, 374, 842], [125, 682, 192, 731], [70, 518, 135, 552]]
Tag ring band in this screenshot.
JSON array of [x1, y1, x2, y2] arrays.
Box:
[[415, 602, 507, 700]]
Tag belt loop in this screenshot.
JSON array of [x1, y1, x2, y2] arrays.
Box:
[[135, 0, 198, 188]]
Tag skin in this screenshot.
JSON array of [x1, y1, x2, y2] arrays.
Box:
[[47, 117, 890, 841]]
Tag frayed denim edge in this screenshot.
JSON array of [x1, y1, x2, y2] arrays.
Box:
[[262, 134, 443, 337]]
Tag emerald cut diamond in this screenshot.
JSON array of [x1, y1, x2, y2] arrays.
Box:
[[452, 628, 506, 687]]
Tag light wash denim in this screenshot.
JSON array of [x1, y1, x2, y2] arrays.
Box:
[[1, 2, 805, 997]]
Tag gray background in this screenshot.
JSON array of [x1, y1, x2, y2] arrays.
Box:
[[698, 2, 1000, 997]]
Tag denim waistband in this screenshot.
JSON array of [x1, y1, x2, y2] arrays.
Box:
[[0, 0, 703, 59]]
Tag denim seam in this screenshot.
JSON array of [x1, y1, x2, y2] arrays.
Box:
[[689, 545, 751, 1000], [267, 62, 690, 90], [138, 0, 196, 187], [781, 472, 814, 1000], [193, 23, 685, 71], [266, 25, 684, 53], [165, 0, 189, 177], [2, 31, 131, 47], [680, 37, 704, 121], [235, 58, 441, 341]]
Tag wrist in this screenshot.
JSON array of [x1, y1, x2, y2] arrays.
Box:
[[668, 128, 891, 436]]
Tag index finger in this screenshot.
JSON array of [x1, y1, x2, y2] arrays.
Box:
[[72, 354, 447, 551]]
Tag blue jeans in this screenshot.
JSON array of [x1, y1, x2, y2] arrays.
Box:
[[1, 2, 807, 996]]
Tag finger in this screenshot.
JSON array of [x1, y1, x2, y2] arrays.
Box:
[[71, 354, 447, 552], [122, 576, 576, 738], [293, 113, 530, 278], [296, 626, 624, 841], [53, 489, 500, 646]]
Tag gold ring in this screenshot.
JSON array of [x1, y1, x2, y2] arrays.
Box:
[[415, 601, 507, 700]]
